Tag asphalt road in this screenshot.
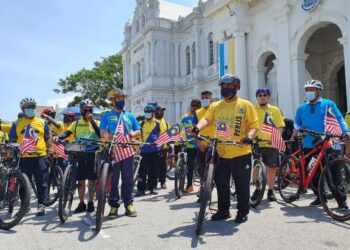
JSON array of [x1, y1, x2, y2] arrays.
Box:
[[1, 180, 349, 250]]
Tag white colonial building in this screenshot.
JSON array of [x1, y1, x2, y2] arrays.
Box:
[[120, 0, 350, 124]]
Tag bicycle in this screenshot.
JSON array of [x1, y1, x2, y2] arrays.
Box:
[[0, 143, 31, 230], [58, 140, 98, 223], [45, 152, 63, 207], [195, 135, 241, 235], [277, 128, 350, 221], [94, 140, 154, 231], [165, 143, 177, 181]]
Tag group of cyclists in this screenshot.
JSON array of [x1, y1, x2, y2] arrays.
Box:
[[0, 74, 350, 231]]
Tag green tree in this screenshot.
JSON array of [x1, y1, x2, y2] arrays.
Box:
[[54, 53, 123, 107]]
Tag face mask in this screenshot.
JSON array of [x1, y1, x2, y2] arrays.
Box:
[[201, 99, 210, 107], [115, 101, 125, 110], [145, 112, 152, 119], [24, 108, 36, 118], [305, 91, 316, 102], [221, 88, 237, 98]]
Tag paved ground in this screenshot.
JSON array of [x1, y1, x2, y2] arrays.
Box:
[[1, 180, 350, 250]]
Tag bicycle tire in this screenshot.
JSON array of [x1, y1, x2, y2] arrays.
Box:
[[230, 175, 236, 197], [58, 164, 75, 223], [249, 160, 267, 208], [318, 157, 350, 221], [133, 155, 142, 186], [277, 155, 302, 203], [31, 176, 38, 199], [46, 165, 63, 207], [0, 172, 31, 230], [96, 162, 109, 231], [175, 161, 185, 198], [195, 163, 214, 236]]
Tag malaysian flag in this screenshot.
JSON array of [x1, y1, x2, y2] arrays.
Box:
[[261, 112, 286, 152], [19, 124, 38, 156], [113, 118, 135, 163], [216, 121, 231, 139], [55, 143, 68, 160], [155, 123, 182, 146], [324, 105, 342, 142]]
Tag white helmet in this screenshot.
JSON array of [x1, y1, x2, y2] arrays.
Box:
[[20, 97, 37, 110], [304, 79, 323, 91]]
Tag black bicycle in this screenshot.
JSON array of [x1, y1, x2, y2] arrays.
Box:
[[45, 152, 64, 207], [58, 141, 98, 223], [0, 143, 31, 230], [195, 135, 241, 235]]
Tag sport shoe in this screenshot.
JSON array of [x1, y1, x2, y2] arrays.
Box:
[[161, 183, 167, 189], [36, 204, 45, 217], [87, 201, 95, 213], [338, 202, 349, 211], [149, 189, 158, 195], [125, 204, 137, 217], [251, 189, 260, 201], [108, 207, 118, 218], [211, 210, 231, 221], [74, 202, 86, 213], [310, 197, 321, 207], [234, 215, 248, 224], [135, 190, 146, 197], [184, 185, 194, 193], [267, 189, 277, 202]]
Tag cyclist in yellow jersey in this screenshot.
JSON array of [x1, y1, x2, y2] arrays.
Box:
[[53, 100, 100, 213], [195, 91, 216, 181], [190, 74, 259, 224], [9, 98, 50, 216], [254, 88, 285, 202], [0, 119, 9, 142], [154, 105, 171, 189], [62, 111, 76, 143]]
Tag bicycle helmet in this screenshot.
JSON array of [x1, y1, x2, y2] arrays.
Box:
[[256, 88, 271, 97], [304, 79, 323, 91], [20, 98, 37, 110], [144, 105, 155, 113], [41, 108, 56, 118], [107, 89, 126, 100], [79, 100, 94, 113], [219, 74, 240, 90]]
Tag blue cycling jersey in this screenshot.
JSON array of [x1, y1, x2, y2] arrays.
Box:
[[100, 110, 140, 135], [294, 98, 349, 148]]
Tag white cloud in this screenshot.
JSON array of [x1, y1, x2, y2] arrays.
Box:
[[46, 95, 75, 109]]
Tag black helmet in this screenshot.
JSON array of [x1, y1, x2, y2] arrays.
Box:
[[256, 88, 271, 97], [219, 74, 240, 90], [80, 100, 94, 114], [144, 105, 155, 113]]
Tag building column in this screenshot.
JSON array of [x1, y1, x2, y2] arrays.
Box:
[[250, 66, 267, 101], [233, 31, 248, 99], [338, 37, 350, 110], [290, 53, 309, 111]]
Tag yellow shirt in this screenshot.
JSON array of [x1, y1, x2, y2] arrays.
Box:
[[9, 117, 49, 158], [67, 119, 100, 141], [0, 124, 12, 134], [204, 98, 259, 159], [63, 122, 75, 143], [0, 130, 8, 143], [196, 107, 215, 138], [255, 104, 285, 148], [49, 121, 65, 157], [345, 112, 350, 128]]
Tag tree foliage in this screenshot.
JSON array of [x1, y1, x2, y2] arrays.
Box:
[[54, 54, 123, 107]]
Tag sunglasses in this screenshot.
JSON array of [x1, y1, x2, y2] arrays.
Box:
[[191, 105, 200, 108], [84, 109, 93, 113], [258, 94, 268, 97]]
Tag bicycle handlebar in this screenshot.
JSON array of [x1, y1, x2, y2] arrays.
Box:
[[197, 134, 242, 147]]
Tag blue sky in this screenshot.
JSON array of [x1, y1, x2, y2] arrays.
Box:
[[0, 0, 198, 121]]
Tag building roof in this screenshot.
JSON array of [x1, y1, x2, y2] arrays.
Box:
[[158, 0, 193, 21]]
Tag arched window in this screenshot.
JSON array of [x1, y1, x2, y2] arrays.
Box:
[[192, 42, 196, 69], [208, 33, 214, 65], [186, 46, 191, 75]]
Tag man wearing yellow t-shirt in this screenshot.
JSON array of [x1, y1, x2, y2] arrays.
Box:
[[0, 119, 9, 142], [190, 74, 259, 224], [9, 98, 51, 216], [195, 91, 216, 180], [254, 88, 285, 202]]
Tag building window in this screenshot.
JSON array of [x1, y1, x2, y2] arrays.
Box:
[[186, 46, 191, 75], [208, 33, 214, 65], [192, 42, 196, 69], [137, 62, 141, 84]]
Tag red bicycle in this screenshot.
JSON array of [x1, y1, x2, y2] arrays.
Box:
[[278, 128, 350, 221]]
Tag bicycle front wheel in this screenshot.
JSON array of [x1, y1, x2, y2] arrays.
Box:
[[0, 172, 31, 230], [96, 162, 109, 231], [195, 163, 214, 236], [249, 160, 267, 208], [58, 164, 76, 223], [319, 157, 350, 221], [46, 165, 63, 207]]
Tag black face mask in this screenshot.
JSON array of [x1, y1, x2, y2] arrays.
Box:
[[259, 103, 267, 107], [221, 88, 237, 98], [155, 112, 163, 119]]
